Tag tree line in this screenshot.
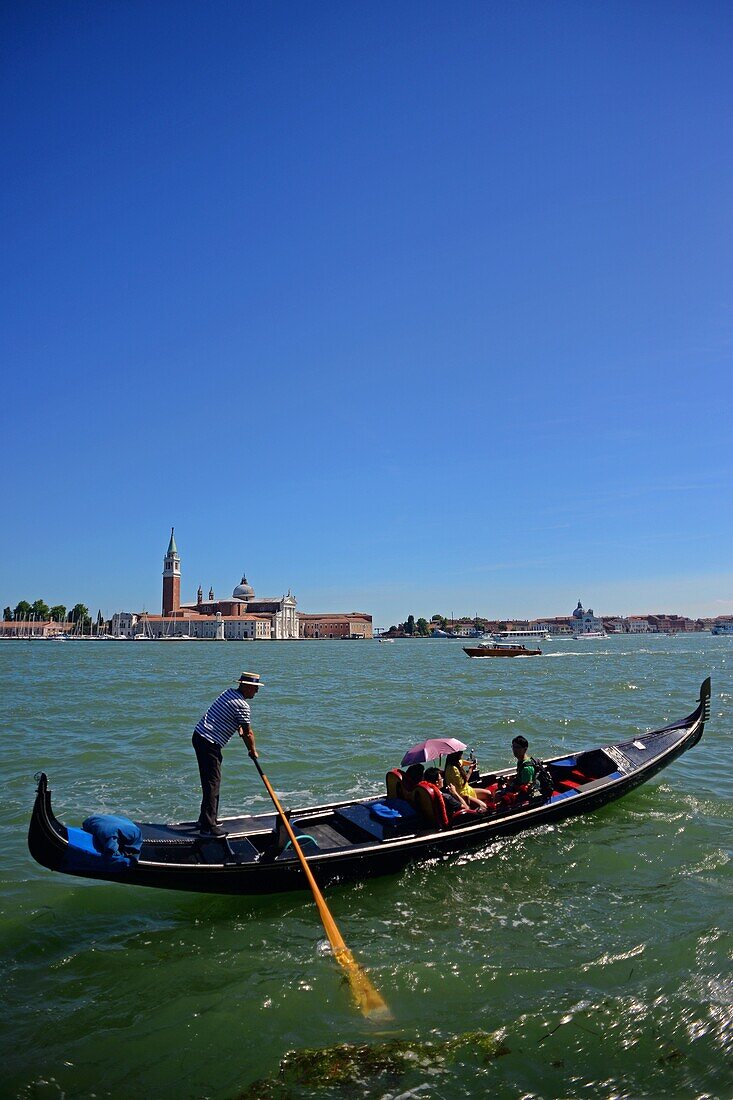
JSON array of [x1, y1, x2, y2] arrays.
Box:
[[2, 600, 102, 627], [386, 614, 492, 636]]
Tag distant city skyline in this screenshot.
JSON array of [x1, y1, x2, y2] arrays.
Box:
[[4, 532, 731, 628], [2, 3, 731, 625]]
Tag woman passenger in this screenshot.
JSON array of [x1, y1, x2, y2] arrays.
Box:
[[444, 751, 496, 810]]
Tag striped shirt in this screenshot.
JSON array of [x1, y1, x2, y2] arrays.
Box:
[[194, 688, 251, 748]]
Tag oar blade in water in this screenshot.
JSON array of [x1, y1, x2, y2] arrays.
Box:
[[335, 947, 393, 1020]]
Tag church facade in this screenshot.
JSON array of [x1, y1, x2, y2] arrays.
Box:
[[110, 530, 370, 640], [112, 529, 299, 639]]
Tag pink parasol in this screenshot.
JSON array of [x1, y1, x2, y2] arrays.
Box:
[[400, 737, 467, 767]]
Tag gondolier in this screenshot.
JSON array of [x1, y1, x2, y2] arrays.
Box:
[[192, 672, 261, 836]]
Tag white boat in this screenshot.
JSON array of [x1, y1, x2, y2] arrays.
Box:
[[491, 629, 551, 643], [711, 622, 733, 635], [572, 630, 607, 640]]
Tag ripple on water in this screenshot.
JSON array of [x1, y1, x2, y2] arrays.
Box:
[[0, 637, 729, 1098]]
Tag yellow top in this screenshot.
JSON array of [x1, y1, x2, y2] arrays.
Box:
[[445, 763, 476, 801]]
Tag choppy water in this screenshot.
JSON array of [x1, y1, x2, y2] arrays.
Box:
[[1, 635, 731, 1099]]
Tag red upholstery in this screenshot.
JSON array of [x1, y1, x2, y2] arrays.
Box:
[[450, 808, 479, 825], [386, 768, 404, 800], [414, 781, 450, 829]]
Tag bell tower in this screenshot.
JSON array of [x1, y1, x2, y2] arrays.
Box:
[[162, 528, 181, 616]]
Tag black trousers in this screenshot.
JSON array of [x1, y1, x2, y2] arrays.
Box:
[[192, 731, 222, 829]]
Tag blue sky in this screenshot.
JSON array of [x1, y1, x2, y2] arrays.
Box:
[[2, 1, 731, 626]]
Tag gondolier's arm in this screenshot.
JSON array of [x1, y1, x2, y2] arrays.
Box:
[[239, 725, 258, 758]]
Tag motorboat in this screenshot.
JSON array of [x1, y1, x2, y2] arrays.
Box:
[[463, 643, 541, 658]]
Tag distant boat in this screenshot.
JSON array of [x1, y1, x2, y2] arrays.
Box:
[[572, 631, 607, 640], [491, 629, 550, 643], [464, 643, 542, 658], [133, 615, 155, 641], [711, 622, 733, 635]]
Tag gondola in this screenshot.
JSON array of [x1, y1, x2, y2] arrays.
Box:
[[28, 678, 710, 896]]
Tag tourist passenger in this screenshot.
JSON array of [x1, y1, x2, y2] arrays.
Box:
[[423, 768, 482, 816], [401, 763, 425, 802], [507, 735, 536, 792], [192, 672, 261, 837], [491, 735, 537, 808], [444, 751, 495, 809]]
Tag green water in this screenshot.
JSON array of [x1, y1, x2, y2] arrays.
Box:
[[1, 636, 731, 1099]]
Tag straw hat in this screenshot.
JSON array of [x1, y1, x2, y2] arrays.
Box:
[[235, 671, 263, 689]]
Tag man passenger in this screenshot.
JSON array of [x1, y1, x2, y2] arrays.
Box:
[[423, 767, 484, 817]]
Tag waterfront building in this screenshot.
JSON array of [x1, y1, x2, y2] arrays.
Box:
[[571, 600, 605, 635], [111, 611, 272, 640], [179, 578, 298, 639], [111, 531, 298, 639], [299, 613, 373, 639], [625, 616, 653, 633], [0, 619, 74, 638], [534, 618, 574, 635], [110, 530, 372, 641]]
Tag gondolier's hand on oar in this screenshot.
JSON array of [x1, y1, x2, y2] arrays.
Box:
[[239, 727, 258, 758]]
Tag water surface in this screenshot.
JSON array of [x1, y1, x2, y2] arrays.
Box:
[[1, 635, 730, 1098]]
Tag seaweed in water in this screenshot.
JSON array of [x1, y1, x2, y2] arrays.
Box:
[[236, 1031, 510, 1098]]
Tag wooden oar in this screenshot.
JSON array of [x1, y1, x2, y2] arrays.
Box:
[[248, 750, 392, 1020]]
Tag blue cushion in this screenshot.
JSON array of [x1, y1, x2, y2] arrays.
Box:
[[82, 814, 142, 865], [384, 797, 418, 818], [370, 801, 402, 821], [66, 826, 102, 856]]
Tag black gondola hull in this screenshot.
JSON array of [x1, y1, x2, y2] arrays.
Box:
[[28, 679, 710, 895]]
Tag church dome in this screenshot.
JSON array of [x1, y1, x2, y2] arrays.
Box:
[[232, 575, 255, 602], [572, 600, 584, 619]]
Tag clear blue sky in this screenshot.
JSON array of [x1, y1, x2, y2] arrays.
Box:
[[2, 1, 731, 626]]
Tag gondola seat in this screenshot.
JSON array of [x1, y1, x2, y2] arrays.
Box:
[[414, 782, 450, 829], [386, 768, 405, 800]]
